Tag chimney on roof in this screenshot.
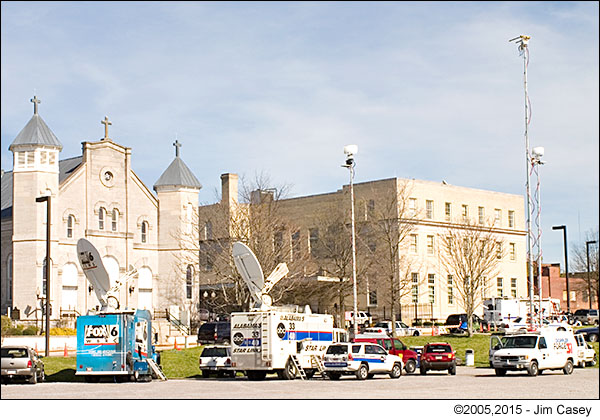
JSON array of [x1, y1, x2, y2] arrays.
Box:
[[221, 173, 238, 206]]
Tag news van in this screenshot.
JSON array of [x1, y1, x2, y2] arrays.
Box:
[[490, 327, 578, 376], [483, 297, 561, 328]]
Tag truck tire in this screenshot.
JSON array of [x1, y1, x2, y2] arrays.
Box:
[[390, 363, 402, 379], [356, 363, 369, 380], [527, 361, 539, 376], [563, 359, 574, 375], [404, 359, 417, 374], [201, 369, 212, 378], [282, 359, 297, 380], [494, 368, 507, 376]]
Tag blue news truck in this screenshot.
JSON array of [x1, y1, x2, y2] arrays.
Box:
[[76, 309, 161, 382]]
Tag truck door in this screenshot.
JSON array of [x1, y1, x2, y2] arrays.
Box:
[[489, 335, 503, 364], [537, 337, 551, 369]]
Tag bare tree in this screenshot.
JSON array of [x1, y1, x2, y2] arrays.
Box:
[[367, 180, 420, 336], [190, 173, 312, 314], [439, 221, 503, 336], [570, 227, 599, 310]]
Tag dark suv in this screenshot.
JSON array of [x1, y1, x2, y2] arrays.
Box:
[[573, 309, 599, 326], [197, 322, 231, 344]]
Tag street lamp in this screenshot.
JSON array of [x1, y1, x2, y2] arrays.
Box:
[[342, 144, 359, 337], [586, 240, 597, 310], [531, 146, 545, 326], [36, 195, 51, 357], [552, 225, 570, 314]]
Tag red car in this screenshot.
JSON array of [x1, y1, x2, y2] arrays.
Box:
[[353, 334, 418, 374], [419, 342, 456, 375]]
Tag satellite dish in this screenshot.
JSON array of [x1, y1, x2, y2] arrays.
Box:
[[77, 238, 111, 309], [232, 242, 288, 310]]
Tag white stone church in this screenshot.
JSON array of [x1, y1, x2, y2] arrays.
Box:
[[1, 97, 202, 326]]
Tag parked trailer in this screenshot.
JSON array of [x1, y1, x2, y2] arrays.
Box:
[[76, 309, 162, 382], [230, 308, 335, 380]]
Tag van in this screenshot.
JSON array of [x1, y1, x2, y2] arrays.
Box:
[[353, 333, 418, 373], [197, 322, 231, 344], [490, 327, 578, 376]]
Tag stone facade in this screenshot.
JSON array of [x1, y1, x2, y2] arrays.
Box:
[[1, 101, 200, 324], [198, 174, 528, 323]]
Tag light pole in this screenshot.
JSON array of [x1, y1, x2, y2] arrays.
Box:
[[342, 144, 359, 337], [531, 146, 545, 326], [36, 195, 51, 357], [586, 240, 597, 310], [552, 225, 570, 314]]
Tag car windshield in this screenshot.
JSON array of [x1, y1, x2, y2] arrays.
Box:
[[513, 317, 523, 323], [574, 310, 587, 316], [1, 348, 28, 358], [502, 336, 537, 349], [201, 347, 228, 357], [326, 345, 348, 355], [427, 345, 451, 353], [374, 322, 388, 328]]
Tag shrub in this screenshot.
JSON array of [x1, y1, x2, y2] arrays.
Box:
[[1, 315, 13, 335], [22, 326, 39, 335]]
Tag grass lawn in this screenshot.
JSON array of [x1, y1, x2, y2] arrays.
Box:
[[38, 334, 599, 381]]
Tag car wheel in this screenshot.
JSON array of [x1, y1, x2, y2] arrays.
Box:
[[563, 359, 574, 375], [588, 333, 598, 343], [449, 363, 456, 375], [527, 361, 539, 377], [356, 363, 369, 380], [327, 372, 341, 380], [201, 370, 212, 378], [404, 359, 417, 374], [390, 363, 402, 379], [413, 331, 420, 336], [494, 368, 507, 376], [420, 366, 427, 375]]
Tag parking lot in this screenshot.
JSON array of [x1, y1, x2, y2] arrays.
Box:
[[1, 367, 598, 399]]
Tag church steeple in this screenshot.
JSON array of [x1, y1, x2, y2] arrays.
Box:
[[153, 139, 202, 192], [9, 95, 63, 152]]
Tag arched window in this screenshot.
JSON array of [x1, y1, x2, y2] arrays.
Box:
[[67, 215, 74, 238], [99, 207, 106, 230], [186, 265, 194, 299], [141, 221, 148, 243], [112, 209, 119, 232]]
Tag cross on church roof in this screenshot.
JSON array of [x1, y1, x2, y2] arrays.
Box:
[[31, 95, 41, 115], [101, 116, 112, 140], [173, 139, 182, 157]]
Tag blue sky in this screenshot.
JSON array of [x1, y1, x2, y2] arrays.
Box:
[[1, 1, 598, 266]]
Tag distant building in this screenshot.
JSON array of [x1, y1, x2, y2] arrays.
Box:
[[1, 97, 202, 326], [539, 263, 596, 312], [198, 173, 528, 324]]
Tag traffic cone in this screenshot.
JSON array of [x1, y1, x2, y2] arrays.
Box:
[[174, 339, 179, 351], [64, 343, 68, 357], [479, 323, 483, 333], [35, 342, 39, 354]]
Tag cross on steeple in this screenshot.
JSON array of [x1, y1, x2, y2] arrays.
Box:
[[31, 95, 41, 115], [173, 139, 182, 157], [101, 116, 112, 140]]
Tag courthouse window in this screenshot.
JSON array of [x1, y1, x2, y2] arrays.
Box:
[[99, 208, 106, 230]]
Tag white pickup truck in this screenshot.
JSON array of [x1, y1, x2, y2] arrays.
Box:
[[489, 328, 582, 376]]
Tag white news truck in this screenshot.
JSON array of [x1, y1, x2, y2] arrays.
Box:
[[230, 242, 342, 380], [231, 307, 336, 380], [490, 327, 579, 376], [483, 297, 561, 328]]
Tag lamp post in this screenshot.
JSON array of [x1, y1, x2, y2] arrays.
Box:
[[36, 195, 51, 357], [342, 144, 359, 337], [586, 240, 597, 310], [552, 225, 570, 314], [531, 146, 545, 326]]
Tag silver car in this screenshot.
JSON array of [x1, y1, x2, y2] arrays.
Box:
[[1, 346, 45, 384]]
